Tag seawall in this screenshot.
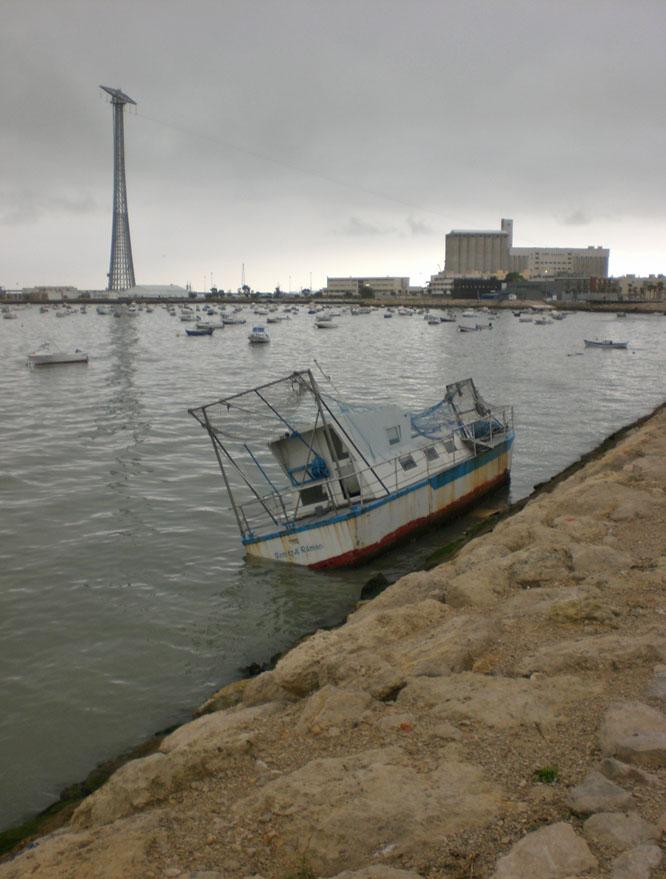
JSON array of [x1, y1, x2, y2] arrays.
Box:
[[2, 405, 665, 879]]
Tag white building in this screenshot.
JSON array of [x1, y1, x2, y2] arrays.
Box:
[[325, 276, 411, 297]]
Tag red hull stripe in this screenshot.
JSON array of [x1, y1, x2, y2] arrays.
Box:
[[309, 470, 509, 570]]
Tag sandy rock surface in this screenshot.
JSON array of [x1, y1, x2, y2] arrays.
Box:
[[2, 406, 665, 878]]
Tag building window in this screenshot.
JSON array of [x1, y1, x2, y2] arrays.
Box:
[[386, 426, 401, 445]]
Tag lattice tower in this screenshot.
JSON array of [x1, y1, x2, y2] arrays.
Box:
[[101, 86, 136, 291]]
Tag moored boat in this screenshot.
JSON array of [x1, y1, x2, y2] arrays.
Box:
[[185, 325, 214, 336], [189, 371, 514, 569], [248, 325, 270, 343], [584, 339, 629, 349], [27, 346, 89, 366]]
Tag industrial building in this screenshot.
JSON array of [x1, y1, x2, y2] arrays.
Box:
[[444, 218, 609, 279]]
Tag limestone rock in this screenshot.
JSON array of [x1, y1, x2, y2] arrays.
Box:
[[444, 562, 510, 608], [272, 599, 451, 698], [611, 844, 662, 879], [329, 868, 424, 879], [515, 632, 666, 676], [491, 821, 597, 878], [568, 770, 633, 815], [507, 543, 572, 589], [195, 677, 249, 715], [547, 595, 620, 625], [599, 757, 659, 786], [233, 748, 501, 875], [569, 543, 631, 579], [645, 663, 666, 703], [600, 701, 666, 768], [242, 669, 295, 706], [0, 812, 166, 879], [72, 704, 274, 828], [271, 602, 495, 700], [583, 811, 658, 852], [296, 685, 375, 734], [397, 672, 597, 730]]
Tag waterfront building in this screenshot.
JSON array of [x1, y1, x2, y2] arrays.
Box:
[[325, 276, 411, 297], [444, 219, 512, 275], [427, 271, 454, 296], [444, 218, 609, 279]]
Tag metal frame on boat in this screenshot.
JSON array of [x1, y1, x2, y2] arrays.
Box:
[[189, 370, 514, 569]]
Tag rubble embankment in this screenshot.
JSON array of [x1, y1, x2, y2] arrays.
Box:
[[2, 406, 666, 879]]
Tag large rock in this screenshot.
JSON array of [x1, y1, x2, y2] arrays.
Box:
[[271, 602, 495, 700], [491, 821, 597, 878], [599, 757, 659, 786], [515, 632, 666, 676], [296, 685, 376, 734], [0, 812, 166, 879], [568, 770, 633, 816], [397, 672, 598, 730], [72, 704, 274, 829], [583, 812, 658, 852], [233, 747, 502, 875], [600, 701, 666, 768], [611, 844, 663, 879]]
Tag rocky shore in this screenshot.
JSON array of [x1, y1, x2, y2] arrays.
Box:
[[2, 406, 665, 879]]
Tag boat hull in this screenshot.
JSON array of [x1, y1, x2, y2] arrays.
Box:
[[28, 353, 88, 365], [243, 437, 513, 569]]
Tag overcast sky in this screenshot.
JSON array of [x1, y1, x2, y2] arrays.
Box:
[[2, 0, 665, 291]]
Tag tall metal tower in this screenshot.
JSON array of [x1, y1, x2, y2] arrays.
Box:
[[101, 86, 136, 291]]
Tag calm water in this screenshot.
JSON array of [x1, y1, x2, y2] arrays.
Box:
[[0, 304, 664, 830]]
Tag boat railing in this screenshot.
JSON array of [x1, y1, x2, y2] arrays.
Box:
[[238, 404, 514, 539]]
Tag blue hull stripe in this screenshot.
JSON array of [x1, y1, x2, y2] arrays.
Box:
[[242, 433, 514, 546]]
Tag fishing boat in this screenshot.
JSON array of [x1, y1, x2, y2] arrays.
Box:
[[248, 325, 270, 344], [185, 325, 214, 336], [27, 345, 89, 366], [189, 371, 514, 569], [584, 339, 629, 349]]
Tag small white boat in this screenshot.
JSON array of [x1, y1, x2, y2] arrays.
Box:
[[383, 311, 394, 319], [427, 316, 441, 325], [584, 339, 629, 349], [248, 325, 270, 344], [462, 310, 476, 318], [315, 317, 338, 328], [3, 311, 18, 320], [96, 305, 110, 315], [223, 316, 247, 325], [439, 312, 457, 323], [28, 345, 89, 366]]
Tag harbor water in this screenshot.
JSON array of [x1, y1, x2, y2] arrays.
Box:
[[1, 304, 664, 831]]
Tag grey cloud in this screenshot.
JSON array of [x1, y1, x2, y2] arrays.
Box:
[[0, 191, 100, 226], [336, 216, 397, 237], [563, 210, 592, 227]]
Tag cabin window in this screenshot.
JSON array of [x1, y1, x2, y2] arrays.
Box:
[[424, 446, 439, 462], [299, 485, 328, 506], [329, 428, 349, 460], [443, 438, 456, 453], [399, 454, 417, 471], [386, 426, 401, 445]]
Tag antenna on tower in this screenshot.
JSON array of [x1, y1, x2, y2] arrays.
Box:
[[100, 86, 137, 292]]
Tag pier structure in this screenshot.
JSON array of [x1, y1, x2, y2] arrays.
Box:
[[100, 86, 137, 291]]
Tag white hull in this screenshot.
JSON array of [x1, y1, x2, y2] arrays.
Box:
[[28, 352, 88, 366], [243, 439, 512, 568]]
